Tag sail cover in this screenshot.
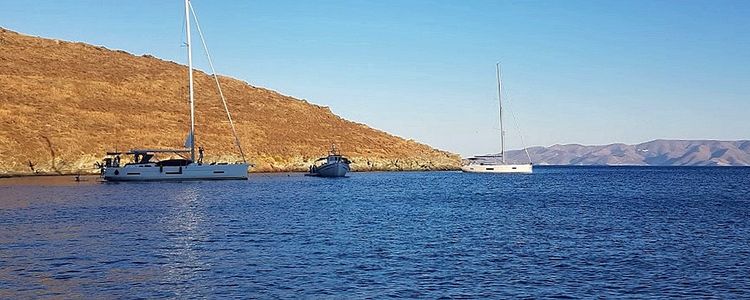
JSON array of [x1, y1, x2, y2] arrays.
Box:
[[183, 131, 194, 149]]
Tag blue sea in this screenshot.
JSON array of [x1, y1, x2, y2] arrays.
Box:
[[1, 167, 749, 298]]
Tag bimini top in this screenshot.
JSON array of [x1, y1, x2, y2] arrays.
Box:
[[106, 148, 191, 155]]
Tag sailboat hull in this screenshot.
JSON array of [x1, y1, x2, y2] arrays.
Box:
[[461, 164, 533, 174], [103, 163, 249, 181]]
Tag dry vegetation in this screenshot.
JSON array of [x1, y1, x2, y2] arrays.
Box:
[[0, 28, 459, 175]]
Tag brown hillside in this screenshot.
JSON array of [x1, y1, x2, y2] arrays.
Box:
[[0, 28, 459, 175]]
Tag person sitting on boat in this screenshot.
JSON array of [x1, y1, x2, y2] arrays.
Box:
[[198, 147, 204, 165]]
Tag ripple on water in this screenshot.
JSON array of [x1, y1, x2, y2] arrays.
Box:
[[0, 167, 749, 297]]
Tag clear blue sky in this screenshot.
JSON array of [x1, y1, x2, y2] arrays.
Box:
[[3, 0, 749, 156]]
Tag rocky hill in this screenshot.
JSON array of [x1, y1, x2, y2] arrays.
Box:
[[0, 28, 459, 175], [503, 140, 750, 166]]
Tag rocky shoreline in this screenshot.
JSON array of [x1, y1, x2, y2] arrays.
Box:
[[0, 154, 461, 177]]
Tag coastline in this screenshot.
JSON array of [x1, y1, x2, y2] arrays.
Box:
[[5, 164, 750, 179], [0, 166, 463, 179]]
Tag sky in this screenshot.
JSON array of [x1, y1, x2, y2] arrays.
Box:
[[2, 0, 749, 156]]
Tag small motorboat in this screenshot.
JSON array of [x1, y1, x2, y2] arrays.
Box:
[[306, 145, 351, 177]]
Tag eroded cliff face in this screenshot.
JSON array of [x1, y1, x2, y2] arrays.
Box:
[[0, 28, 459, 175]]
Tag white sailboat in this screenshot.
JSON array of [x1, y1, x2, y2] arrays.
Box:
[[462, 63, 533, 174], [99, 0, 250, 181]]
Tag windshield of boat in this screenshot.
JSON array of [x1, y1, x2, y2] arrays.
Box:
[[155, 159, 193, 167]]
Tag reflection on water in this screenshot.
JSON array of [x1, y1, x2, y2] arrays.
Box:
[[161, 186, 210, 297], [1, 168, 750, 298]]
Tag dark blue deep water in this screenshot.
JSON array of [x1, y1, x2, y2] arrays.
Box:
[[1, 167, 749, 298]]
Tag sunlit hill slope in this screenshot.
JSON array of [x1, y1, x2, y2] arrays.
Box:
[[0, 28, 459, 175]]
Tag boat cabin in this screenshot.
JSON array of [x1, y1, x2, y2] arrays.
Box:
[[464, 155, 505, 166], [318, 155, 350, 165], [103, 149, 194, 168]]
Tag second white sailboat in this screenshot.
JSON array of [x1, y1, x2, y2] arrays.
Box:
[[462, 63, 533, 174]]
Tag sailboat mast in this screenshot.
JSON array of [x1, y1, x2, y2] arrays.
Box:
[[185, 0, 196, 162], [496, 62, 505, 163]]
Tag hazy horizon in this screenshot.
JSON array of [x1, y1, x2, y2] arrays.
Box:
[[2, 0, 748, 156]]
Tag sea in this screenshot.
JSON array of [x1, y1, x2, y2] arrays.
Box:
[[1, 166, 749, 298]]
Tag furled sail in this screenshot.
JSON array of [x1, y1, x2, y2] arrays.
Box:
[[183, 131, 194, 149]]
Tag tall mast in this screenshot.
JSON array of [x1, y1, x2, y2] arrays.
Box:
[[496, 62, 505, 163], [185, 0, 196, 162]]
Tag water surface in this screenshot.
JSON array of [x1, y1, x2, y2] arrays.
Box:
[[1, 167, 749, 298]]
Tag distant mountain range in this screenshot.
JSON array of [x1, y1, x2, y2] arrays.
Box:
[[503, 140, 750, 166]]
